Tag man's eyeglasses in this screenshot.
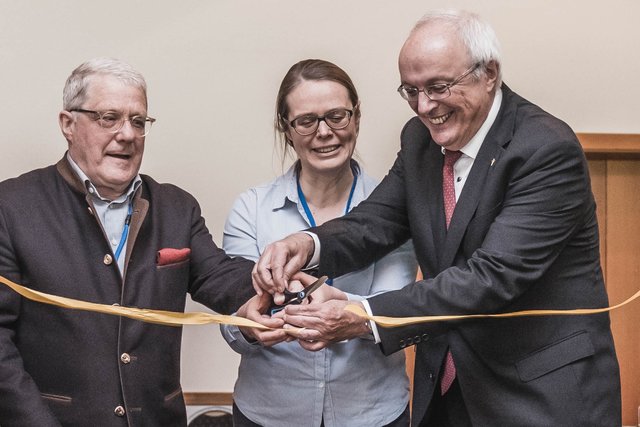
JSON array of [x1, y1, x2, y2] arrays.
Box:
[[70, 109, 156, 137], [397, 63, 481, 102], [286, 108, 353, 136]]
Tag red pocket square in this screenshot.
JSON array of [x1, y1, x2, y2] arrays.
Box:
[[157, 248, 191, 266]]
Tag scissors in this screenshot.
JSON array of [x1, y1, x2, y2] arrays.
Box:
[[268, 275, 328, 316]]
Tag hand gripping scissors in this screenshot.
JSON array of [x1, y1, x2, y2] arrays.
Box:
[[268, 275, 328, 316]]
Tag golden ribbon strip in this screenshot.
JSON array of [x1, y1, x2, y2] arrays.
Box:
[[0, 275, 270, 330], [2, 274, 639, 330], [345, 287, 640, 327]]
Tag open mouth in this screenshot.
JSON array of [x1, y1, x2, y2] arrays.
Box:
[[428, 111, 452, 125], [107, 153, 132, 160]]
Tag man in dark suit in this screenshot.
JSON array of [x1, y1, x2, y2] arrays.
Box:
[[0, 58, 257, 426], [250, 9, 621, 426]]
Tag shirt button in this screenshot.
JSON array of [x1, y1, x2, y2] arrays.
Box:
[[114, 405, 125, 417], [103, 254, 113, 265], [120, 353, 131, 364], [318, 381, 325, 388], [111, 238, 118, 246]]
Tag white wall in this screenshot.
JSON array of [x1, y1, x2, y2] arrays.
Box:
[[1, 0, 639, 393]]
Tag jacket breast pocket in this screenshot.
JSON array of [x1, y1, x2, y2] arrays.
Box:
[[155, 258, 189, 270], [154, 259, 190, 307], [515, 331, 595, 382]]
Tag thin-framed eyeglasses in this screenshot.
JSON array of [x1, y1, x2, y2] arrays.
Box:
[[397, 63, 481, 102], [286, 108, 353, 136], [70, 108, 156, 137]]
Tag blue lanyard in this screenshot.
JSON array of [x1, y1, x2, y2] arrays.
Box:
[[296, 174, 357, 286], [114, 203, 133, 262], [296, 174, 358, 227]]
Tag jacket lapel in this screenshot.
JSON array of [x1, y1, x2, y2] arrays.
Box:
[[438, 85, 516, 269]]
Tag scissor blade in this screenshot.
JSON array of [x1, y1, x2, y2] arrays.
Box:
[[298, 275, 328, 300]]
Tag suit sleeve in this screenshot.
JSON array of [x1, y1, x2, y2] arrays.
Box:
[[0, 201, 61, 425], [313, 134, 414, 278], [186, 195, 256, 315], [371, 133, 596, 354]]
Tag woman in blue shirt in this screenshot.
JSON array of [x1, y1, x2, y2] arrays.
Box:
[[220, 59, 417, 427]]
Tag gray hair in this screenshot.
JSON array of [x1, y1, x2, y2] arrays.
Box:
[[412, 9, 502, 86], [62, 58, 147, 110]]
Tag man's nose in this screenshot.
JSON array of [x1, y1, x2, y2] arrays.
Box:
[[416, 91, 438, 116], [115, 119, 138, 141]]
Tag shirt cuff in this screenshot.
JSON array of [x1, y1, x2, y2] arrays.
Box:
[[361, 299, 381, 344], [301, 231, 320, 269]]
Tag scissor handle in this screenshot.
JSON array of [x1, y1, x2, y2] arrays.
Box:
[[266, 275, 328, 316]]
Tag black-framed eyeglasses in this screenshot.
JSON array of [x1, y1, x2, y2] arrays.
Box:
[[397, 63, 481, 102], [286, 108, 353, 136], [70, 108, 156, 137]]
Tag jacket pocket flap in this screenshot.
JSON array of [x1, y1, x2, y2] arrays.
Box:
[[516, 331, 595, 382]]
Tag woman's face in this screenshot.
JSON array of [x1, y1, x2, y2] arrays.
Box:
[[285, 80, 358, 176]]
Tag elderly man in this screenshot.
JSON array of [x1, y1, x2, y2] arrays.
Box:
[[251, 10, 621, 426], [0, 58, 255, 425]]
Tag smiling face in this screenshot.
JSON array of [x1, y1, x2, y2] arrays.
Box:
[[285, 79, 358, 176], [59, 74, 147, 200], [399, 22, 498, 151]]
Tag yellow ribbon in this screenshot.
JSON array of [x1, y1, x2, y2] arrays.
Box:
[[345, 287, 640, 327], [2, 274, 639, 330], [0, 275, 270, 330]]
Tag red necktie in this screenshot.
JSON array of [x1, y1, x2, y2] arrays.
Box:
[[441, 149, 462, 395], [443, 149, 462, 228]]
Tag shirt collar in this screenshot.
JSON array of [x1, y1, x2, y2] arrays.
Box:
[[66, 152, 141, 203], [441, 87, 503, 160]]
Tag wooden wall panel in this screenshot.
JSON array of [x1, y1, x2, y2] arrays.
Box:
[[588, 160, 607, 278], [581, 133, 640, 426], [602, 160, 640, 426]]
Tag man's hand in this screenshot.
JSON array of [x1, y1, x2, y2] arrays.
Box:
[[236, 293, 290, 347], [282, 300, 370, 351], [306, 283, 347, 305], [252, 232, 315, 302]]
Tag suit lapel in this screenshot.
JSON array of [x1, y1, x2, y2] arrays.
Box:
[[438, 85, 516, 270]]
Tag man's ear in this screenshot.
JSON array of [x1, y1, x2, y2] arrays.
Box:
[[484, 60, 500, 91], [59, 110, 74, 141]]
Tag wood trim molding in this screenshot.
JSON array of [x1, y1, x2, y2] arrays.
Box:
[[577, 133, 640, 158], [184, 392, 233, 406]]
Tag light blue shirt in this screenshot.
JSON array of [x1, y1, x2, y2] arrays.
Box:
[[221, 162, 417, 427], [66, 153, 141, 274]]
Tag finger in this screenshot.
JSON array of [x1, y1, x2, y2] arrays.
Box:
[[282, 313, 322, 332], [272, 292, 286, 306], [250, 264, 264, 296], [253, 245, 285, 294], [282, 325, 322, 341], [288, 280, 304, 292], [290, 271, 318, 286], [252, 260, 274, 296], [254, 329, 290, 347], [283, 303, 320, 318], [298, 339, 329, 351], [268, 247, 291, 293]]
